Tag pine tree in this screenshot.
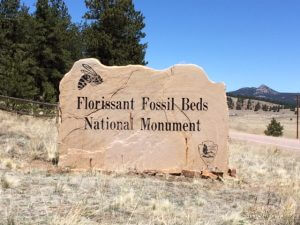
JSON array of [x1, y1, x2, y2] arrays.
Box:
[[246, 99, 252, 110], [33, 0, 77, 102], [236, 97, 244, 110], [262, 104, 268, 111], [0, 0, 37, 99], [227, 97, 234, 109], [66, 23, 83, 61], [83, 0, 147, 66], [264, 118, 284, 137], [271, 105, 279, 112], [254, 102, 261, 111]]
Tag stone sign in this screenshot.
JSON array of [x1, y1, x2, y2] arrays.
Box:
[[58, 58, 229, 173]]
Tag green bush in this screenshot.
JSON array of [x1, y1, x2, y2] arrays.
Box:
[[254, 102, 261, 111], [264, 118, 284, 137]]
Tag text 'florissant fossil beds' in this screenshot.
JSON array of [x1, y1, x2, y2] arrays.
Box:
[[58, 58, 229, 173]]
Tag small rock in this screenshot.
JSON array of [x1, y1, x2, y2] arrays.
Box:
[[201, 170, 218, 180], [143, 170, 157, 176], [211, 171, 224, 178], [182, 170, 201, 178], [228, 168, 237, 177]]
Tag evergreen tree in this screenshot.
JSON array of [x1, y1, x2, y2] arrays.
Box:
[[262, 104, 268, 111], [33, 0, 77, 102], [271, 105, 280, 112], [264, 118, 284, 137], [0, 0, 37, 99], [254, 102, 261, 111], [227, 97, 234, 109], [246, 99, 252, 110], [83, 0, 147, 66], [66, 23, 83, 61], [236, 97, 244, 110]]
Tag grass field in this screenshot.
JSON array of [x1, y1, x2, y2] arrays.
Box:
[[0, 110, 299, 225], [229, 109, 298, 139]]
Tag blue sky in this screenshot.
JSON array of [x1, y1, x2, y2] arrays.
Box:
[[22, 0, 300, 92]]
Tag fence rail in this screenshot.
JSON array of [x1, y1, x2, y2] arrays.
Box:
[[0, 94, 58, 118]]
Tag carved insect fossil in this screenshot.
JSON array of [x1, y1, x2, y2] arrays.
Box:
[[78, 64, 103, 90]]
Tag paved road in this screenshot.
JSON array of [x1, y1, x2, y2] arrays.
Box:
[[230, 131, 300, 150]]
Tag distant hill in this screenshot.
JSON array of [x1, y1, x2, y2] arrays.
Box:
[[228, 85, 298, 107]]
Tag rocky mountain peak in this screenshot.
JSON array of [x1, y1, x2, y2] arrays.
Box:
[[256, 84, 278, 95], [228, 85, 297, 106]]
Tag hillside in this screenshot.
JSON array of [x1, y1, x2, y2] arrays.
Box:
[[228, 85, 298, 107], [227, 96, 285, 112]]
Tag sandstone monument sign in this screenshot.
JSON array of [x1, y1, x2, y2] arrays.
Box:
[[58, 58, 229, 173]]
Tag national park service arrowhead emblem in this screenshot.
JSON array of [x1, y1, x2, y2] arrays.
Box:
[[198, 141, 218, 165]]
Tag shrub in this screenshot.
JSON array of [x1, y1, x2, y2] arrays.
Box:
[[254, 102, 261, 111], [246, 99, 252, 110], [264, 118, 284, 137], [1, 175, 10, 189], [227, 97, 234, 109], [262, 104, 268, 111], [236, 98, 244, 110]]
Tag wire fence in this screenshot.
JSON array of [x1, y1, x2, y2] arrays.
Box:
[[0, 94, 59, 119]]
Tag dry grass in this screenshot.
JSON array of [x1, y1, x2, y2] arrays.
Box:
[[230, 109, 297, 138], [230, 140, 300, 224], [50, 203, 87, 225], [0, 111, 57, 170], [0, 110, 299, 225]]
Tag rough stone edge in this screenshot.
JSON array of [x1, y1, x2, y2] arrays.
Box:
[[60, 58, 226, 90]]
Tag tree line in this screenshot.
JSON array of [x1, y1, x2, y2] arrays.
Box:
[[227, 96, 284, 112], [227, 93, 295, 109], [0, 0, 147, 103]]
